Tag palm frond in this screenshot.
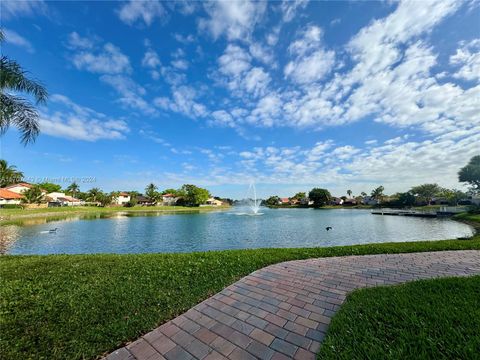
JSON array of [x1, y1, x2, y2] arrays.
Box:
[[0, 93, 40, 144], [0, 56, 48, 104]]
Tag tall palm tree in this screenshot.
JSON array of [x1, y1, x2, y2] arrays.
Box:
[[21, 185, 44, 204], [0, 159, 23, 187], [347, 189, 352, 198], [66, 182, 80, 198], [0, 30, 48, 144]]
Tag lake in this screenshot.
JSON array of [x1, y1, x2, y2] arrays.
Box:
[[0, 208, 474, 255]]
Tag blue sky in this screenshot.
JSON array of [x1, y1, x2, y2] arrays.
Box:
[[1, 0, 479, 199]]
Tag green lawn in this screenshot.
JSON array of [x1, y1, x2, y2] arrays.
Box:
[[1, 236, 479, 360], [318, 276, 480, 359]]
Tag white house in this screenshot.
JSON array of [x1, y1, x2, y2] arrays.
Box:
[[115, 192, 131, 205], [162, 193, 178, 206], [205, 198, 223, 206], [47, 192, 82, 206], [0, 188, 23, 205], [331, 197, 344, 205]]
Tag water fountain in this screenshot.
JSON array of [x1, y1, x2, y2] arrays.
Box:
[[234, 182, 263, 216], [247, 183, 260, 215]]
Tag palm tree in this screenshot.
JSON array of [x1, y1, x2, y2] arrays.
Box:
[[66, 182, 80, 198], [1, 30, 48, 144], [145, 183, 159, 204], [0, 159, 23, 187], [21, 185, 44, 204], [361, 192, 367, 197], [347, 189, 352, 198], [87, 188, 102, 202]]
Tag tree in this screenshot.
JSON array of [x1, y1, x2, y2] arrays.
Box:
[[21, 185, 44, 204], [162, 188, 180, 196], [347, 189, 352, 198], [38, 182, 61, 193], [459, 155, 480, 193], [410, 183, 441, 205], [180, 184, 210, 206], [145, 183, 160, 204], [110, 191, 120, 204], [0, 159, 23, 187], [87, 188, 102, 202], [98, 193, 113, 207], [291, 192, 306, 201], [361, 192, 367, 197], [308, 188, 331, 207], [397, 192, 416, 207], [265, 196, 280, 206], [66, 182, 80, 198], [0, 31, 48, 144], [371, 186, 385, 202]]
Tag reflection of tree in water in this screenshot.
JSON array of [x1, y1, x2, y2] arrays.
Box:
[[0, 226, 21, 254]]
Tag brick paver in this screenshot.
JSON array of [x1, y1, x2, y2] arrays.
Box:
[[105, 250, 480, 360]]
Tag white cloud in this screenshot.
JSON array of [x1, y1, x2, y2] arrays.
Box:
[[116, 0, 166, 26], [249, 42, 275, 66], [284, 25, 335, 84], [142, 48, 161, 68], [281, 0, 309, 22], [450, 39, 480, 81], [198, 0, 267, 41], [171, 59, 189, 70], [39, 94, 129, 141], [173, 33, 195, 44], [1, 0, 47, 19], [68, 33, 131, 74], [154, 86, 208, 118], [2, 29, 34, 53]]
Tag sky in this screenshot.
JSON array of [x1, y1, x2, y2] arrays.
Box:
[[0, 0, 479, 199]]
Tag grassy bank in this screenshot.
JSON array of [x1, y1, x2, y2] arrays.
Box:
[[318, 276, 480, 359], [1, 236, 479, 360], [0, 205, 230, 224]]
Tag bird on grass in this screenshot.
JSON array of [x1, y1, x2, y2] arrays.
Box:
[[326, 226, 332, 231]]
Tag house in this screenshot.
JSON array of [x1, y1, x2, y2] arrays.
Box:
[[205, 198, 223, 206], [115, 192, 131, 205], [47, 192, 82, 206], [0, 188, 24, 205], [330, 197, 344, 205], [343, 198, 358, 206], [162, 193, 178, 206], [280, 197, 290, 205], [5, 182, 34, 195], [136, 195, 151, 206], [362, 196, 378, 206], [300, 198, 313, 206]]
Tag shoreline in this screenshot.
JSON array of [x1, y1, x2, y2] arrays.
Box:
[[0, 205, 231, 225]]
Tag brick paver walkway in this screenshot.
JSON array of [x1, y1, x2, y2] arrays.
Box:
[[106, 250, 480, 360]]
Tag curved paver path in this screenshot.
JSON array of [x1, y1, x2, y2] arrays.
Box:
[[106, 250, 480, 360]]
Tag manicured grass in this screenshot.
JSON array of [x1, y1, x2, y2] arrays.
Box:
[[454, 212, 480, 224], [1, 237, 479, 360], [318, 276, 480, 359]]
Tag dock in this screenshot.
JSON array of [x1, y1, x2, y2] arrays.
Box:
[[371, 210, 437, 218]]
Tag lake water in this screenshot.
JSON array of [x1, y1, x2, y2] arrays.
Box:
[[0, 208, 474, 255]]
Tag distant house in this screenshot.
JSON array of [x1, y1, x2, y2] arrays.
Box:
[[136, 195, 151, 206], [362, 196, 378, 206], [162, 193, 178, 206], [115, 192, 131, 205], [300, 198, 313, 206], [47, 192, 82, 206], [5, 182, 34, 195], [330, 197, 344, 205], [458, 196, 480, 206], [343, 198, 358, 206], [0, 188, 24, 205], [205, 198, 223, 206], [280, 197, 290, 205]]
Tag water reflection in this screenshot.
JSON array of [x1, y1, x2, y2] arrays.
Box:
[[1, 209, 475, 255]]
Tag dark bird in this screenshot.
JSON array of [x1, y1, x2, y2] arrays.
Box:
[[326, 226, 332, 231], [48, 228, 58, 233]]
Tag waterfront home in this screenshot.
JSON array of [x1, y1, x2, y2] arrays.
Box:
[[280, 197, 290, 205], [136, 195, 151, 206], [47, 192, 82, 206], [343, 198, 358, 206], [115, 192, 131, 205], [162, 193, 179, 206], [331, 197, 344, 205], [362, 196, 378, 205], [0, 188, 24, 205], [205, 198, 223, 206], [5, 182, 35, 195]]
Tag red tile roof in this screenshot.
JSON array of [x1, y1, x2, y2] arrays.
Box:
[[280, 198, 290, 203], [163, 193, 176, 197], [5, 182, 32, 189], [0, 188, 24, 199], [119, 192, 129, 196]]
